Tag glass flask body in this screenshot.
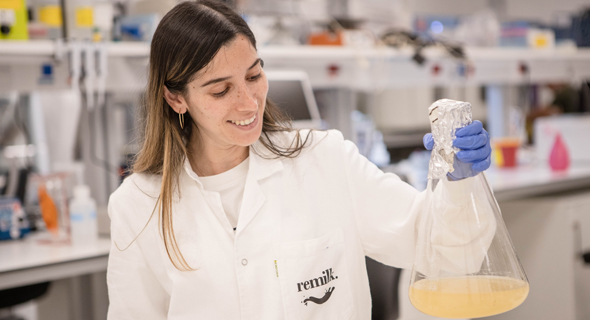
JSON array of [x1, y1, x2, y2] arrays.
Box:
[[409, 173, 529, 319]]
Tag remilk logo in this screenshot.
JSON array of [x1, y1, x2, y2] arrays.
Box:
[[298, 268, 338, 306]]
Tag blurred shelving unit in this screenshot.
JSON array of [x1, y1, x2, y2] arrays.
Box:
[[259, 45, 590, 89], [0, 40, 70, 92], [2, 40, 590, 92], [3, 39, 589, 145]]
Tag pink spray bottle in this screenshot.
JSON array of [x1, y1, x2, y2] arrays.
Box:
[[549, 132, 570, 171]]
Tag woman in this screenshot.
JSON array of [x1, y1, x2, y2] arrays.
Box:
[[106, 1, 492, 319]]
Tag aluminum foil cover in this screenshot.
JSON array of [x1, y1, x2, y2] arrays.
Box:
[[428, 99, 472, 180]]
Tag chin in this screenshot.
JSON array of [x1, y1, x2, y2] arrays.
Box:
[[235, 131, 262, 147]]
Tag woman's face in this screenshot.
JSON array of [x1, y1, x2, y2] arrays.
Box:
[[185, 34, 267, 152]]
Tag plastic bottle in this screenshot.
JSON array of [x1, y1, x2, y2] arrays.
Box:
[[69, 184, 97, 245], [549, 132, 570, 171]]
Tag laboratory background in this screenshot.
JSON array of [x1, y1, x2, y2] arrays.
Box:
[[0, 0, 589, 319]]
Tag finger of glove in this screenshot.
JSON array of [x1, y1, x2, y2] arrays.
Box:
[[423, 133, 434, 150], [472, 155, 491, 172], [455, 120, 483, 137], [453, 131, 488, 150], [457, 144, 492, 163]]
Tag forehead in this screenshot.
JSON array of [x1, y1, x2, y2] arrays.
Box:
[[195, 35, 258, 81]]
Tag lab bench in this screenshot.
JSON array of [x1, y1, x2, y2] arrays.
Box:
[[0, 236, 110, 320]]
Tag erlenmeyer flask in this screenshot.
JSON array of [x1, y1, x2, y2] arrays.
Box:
[[409, 99, 529, 319]]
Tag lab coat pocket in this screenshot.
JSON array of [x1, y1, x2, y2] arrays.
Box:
[[273, 229, 354, 320]]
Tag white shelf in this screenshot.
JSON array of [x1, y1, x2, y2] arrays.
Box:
[[107, 41, 150, 57], [1, 40, 590, 92], [258, 45, 590, 89], [0, 40, 57, 56]]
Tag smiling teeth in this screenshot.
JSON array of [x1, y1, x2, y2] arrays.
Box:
[[231, 115, 256, 126]]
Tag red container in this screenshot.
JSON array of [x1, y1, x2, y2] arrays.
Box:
[[493, 138, 520, 168], [500, 145, 519, 167]]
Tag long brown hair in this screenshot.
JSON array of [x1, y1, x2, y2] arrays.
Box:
[[131, 0, 311, 271]]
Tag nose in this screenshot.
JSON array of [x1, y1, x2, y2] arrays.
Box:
[[235, 81, 258, 111]]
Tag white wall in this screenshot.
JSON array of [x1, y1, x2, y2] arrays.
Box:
[[504, 0, 589, 24], [407, 0, 588, 24], [408, 0, 489, 16]]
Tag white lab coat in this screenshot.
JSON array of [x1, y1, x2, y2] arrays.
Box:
[[106, 129, 486, 320]]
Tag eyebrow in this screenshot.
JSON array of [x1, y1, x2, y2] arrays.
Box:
[[200, 58, 262, 88]]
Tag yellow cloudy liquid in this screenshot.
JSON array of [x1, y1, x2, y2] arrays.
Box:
[[409, 276, 529, 319]]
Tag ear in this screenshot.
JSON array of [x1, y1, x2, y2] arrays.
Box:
[[164, 86, 188, 114]]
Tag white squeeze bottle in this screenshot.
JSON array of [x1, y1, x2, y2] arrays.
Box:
[[69, 184, 98, 245]]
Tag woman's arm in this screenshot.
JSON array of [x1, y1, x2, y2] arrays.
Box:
[[341, 134, 494, 272], [341, 137, 423, 270]]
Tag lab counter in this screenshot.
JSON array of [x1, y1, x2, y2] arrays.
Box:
[[488, 163, 590, 201], [0, 235, 111, 291]]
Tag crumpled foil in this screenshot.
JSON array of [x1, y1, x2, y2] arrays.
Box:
[[428, 99, 472, 180]]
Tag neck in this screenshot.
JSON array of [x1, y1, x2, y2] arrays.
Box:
[[188, 140, 249, 177]]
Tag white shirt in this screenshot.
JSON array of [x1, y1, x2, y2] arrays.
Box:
[[186, 157, 249, 230], [106, 129, 493, 320]]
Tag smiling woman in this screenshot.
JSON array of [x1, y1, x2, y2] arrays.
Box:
[[129, 0, 311, 272]]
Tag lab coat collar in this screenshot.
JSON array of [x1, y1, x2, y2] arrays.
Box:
[[234, 140, 283, 234], [248, 139, 284, 181], [181, 139, 284, 186]]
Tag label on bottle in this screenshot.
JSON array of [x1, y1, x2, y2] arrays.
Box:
[[75, 7, 93, 28], [70, 212, 84, 222]]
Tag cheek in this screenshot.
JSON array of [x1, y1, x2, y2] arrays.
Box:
[[191, 100, 224, 125], [261, 78, 269, 95]]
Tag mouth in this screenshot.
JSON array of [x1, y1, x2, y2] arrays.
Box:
[[227, 114, 259, 130], [229, 114, 256, 126]]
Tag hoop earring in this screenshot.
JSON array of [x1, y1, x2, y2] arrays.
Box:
[[179, 113, 185, 129]]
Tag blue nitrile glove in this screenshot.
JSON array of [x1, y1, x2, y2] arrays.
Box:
[[423, 120, 491, 180]]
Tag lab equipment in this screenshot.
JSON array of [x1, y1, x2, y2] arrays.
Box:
[[265, 70, 322, 130], [27, 173, 72, 243], [28, 0, 63, 39], [69, 184, 97, 245], [0, 0, 28, 40], [350, 110, 390, 166], [65, 0, 112, 40], [119, 14, 159, 42], [0, 198, 30, 240], [410, 99, 528, 319]]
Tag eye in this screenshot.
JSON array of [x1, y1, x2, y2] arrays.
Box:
[[212, 87, 229, 97], [248, 73, 262, 81]]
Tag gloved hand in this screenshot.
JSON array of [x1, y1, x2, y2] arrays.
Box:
[[423, 120, 491, 180]]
